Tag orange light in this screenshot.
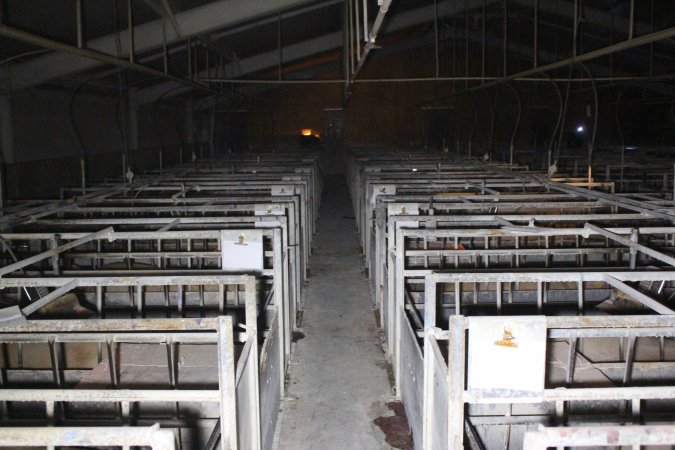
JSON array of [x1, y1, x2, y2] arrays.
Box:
[[301, 128, 312, 136]]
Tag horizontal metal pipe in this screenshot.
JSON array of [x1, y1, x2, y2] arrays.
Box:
[[0, 425, 176, 450], [0, 274, 253, 287], [201, 73, 675, 84], [22, 279, 80, 316], [0, 317, 219, 332], [601, 274, 675, 315], [0, 227, 114, 277], [585, 223, 675, 268], [0, 389, 220, 402], [466, 385, 675, 404]]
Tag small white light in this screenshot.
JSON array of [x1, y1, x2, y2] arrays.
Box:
[[576, 125, 585, 133], [412, 168, 418, 172], [625, 146, 637, 150]]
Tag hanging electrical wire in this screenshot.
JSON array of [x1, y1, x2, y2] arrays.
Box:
[[0, 49, 49, 67]]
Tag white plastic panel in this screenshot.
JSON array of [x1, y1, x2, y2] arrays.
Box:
[[221, 230, 264, 272], [467, 316, 547, 401]]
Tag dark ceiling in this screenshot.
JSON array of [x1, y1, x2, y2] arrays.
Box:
[[0, 0, 673, 104]]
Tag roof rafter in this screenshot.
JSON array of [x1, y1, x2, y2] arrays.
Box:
[[8, 0, 321, 90]]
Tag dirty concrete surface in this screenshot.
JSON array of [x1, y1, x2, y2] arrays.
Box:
[[277, 176, 396, 449]]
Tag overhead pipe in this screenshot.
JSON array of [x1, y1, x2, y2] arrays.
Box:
[[349, 0, 394, 84]]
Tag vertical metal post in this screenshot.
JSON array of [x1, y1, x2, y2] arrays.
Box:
[[465, 0, 469, 89], [481, 0, 486, 81], [422, 330, 435, 450], [628, 0, 635, 39], [76, 0, 84, 48], [278, 12, 282, 81], [424, 277, 437, 328], [162, 19, 168, 74], [610, 8, 614, 77], [342, 0, 349, 84], [187, 38, 193, 80], [0, 165, 4, 212], [448, 315, 466, 450], [649, 0, 654, 76], [629, 229, 638, 270], [452, 11, 457, 93], [80, 157, 86, 195], [205, 45, 210, 85], [348, 0, 354, 75], [434, 0, 439, 78], [502, 0, 507, 76], [362, 0, 368, 42], [354, 0, 361, 61], [127, 0, 134, 63], [572, 0, 578, 56], [121, 152, 126, 183], [533, 0, 538, 68], [217, 316, 237, 450], [195, 41, 200, 81], [243, 276, 261, 450]]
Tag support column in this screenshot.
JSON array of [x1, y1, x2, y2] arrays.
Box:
[[184, 96, 195, 154], [0, 70, 13, 208], [0, 70, 13, 165], [127, 88, 139, 175]]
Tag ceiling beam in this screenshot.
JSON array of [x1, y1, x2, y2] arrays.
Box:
[[0, 23, 221, 96], [8, 0, 319, 90], [136, 0, 489, 105]]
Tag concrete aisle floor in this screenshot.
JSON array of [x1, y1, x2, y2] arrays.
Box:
[[277, 176, 393, 449]]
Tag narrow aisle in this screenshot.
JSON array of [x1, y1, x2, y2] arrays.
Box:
[[278, 176, 392, 449]]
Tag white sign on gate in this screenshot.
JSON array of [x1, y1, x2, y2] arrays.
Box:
[[467, 316, 547, 401], [221, 230, 264, 272]]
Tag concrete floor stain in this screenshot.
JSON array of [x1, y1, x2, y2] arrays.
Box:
[[373, 401, 413, 450], [292, 331, 306, 343]]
